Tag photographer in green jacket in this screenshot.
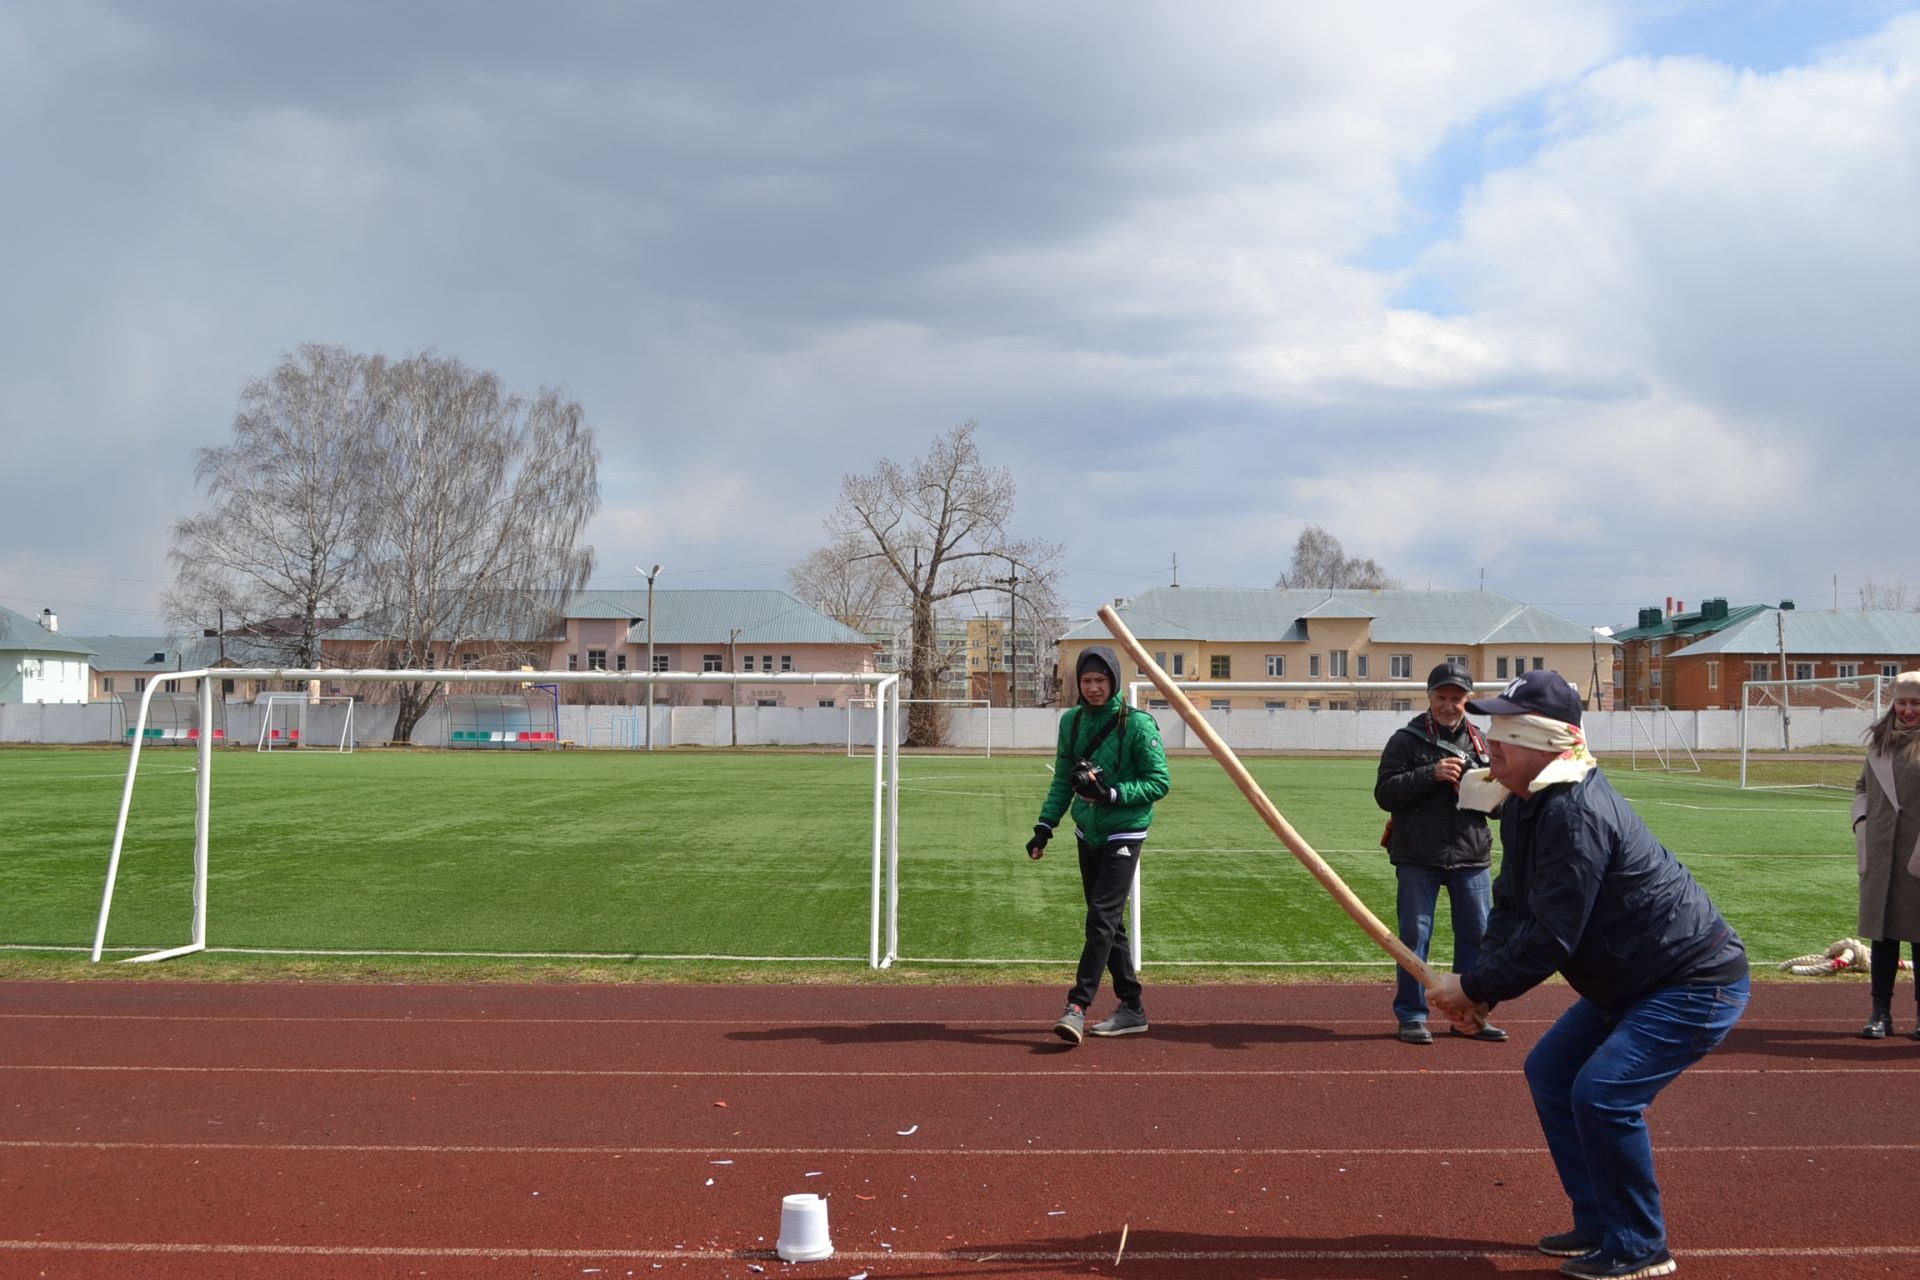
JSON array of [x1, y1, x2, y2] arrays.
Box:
[[1027, 645, 1171, 1044]]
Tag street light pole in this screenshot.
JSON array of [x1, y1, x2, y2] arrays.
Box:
[[638, 564, 661, 751], [727, 626, 742, 748]]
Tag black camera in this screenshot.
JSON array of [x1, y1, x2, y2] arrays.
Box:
[[1069, 759, 1106, 797]]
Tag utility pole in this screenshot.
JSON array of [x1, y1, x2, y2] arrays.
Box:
[[728, 626, 742, 749], [637, 564, 661, 750], [993, 557, 1021, 708], [1778, 608, 1791, 751]]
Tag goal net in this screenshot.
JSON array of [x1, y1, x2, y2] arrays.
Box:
[[847, 697, 991, 757], [1627, 706, 1700, 773], [95, 667, 905, 968], [257, 694, 355, 752], [1740, 675, 1881, 791]]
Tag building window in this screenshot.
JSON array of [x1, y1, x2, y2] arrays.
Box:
[[1170, 653, 1185, 677], [616, 653, 629, 671], [566, 653, 579, 671], [133, 677, 147, 693], [818, 699, 835, 708], [1496, 657, 1509, 679], [1264, 699, 1287, 710], [1309, 654, 1321, 677], [585, 649, 606, 671], [1707, 661, 1719, 691], [1265, 654, 1285, 677], [1209, 698, 1231, 711], [761, 655, 773, 672], [780, 654, 793, 672], [703, 653, 723, 672], [1750, 662, 1773, 681], [1355, 654, 1369, 678], [1392, 698, 1413, 712], [755, 698, 778, 707], [1837, 663, 1859, 679], [1885, 662, 1902, 679], [1532, 657, 1545, 671], [460, 653, 478, 669], [1154, 651, 1167, 672], [163, 679, 180, 693], [102, 677, 114, 693], [1210, 655, 1231, 679], [1147, 698, 1169, 709], [1307, 699, 1321, 711], [1390, 654, 1412, 679], [1793, 662, 1815, 681], [653, 655, 670, 673], [1446, 653, 1470, 667], [1328, 650, 1349, 677], [1651, 669, 1662, 688], [1328, 700, 1350, 711]]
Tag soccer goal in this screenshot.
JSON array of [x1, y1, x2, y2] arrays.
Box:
[[257, 694, 355, 752], [1739, 675, 1882, 790], [1627, 706, 1700, 773], [846, 696, 991, 757], [94, 667, 905, 967]]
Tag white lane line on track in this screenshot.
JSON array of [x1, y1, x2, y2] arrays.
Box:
[[0, 1013, 1872, 1026], [4, 1064, 1916, 1078], [5, 1139, 1917, 1157], [3, 1241, 1917, 1264]]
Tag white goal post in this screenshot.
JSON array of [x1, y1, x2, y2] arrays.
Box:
[[94, 668, 903, 968], [1627, 705, 1700, 774], [1739, 674, 1884, 790], [257, 693, 356, 753], [846, 696, 992, 757]]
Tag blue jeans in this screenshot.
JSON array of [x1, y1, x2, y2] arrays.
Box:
[[1393, 864, 1491, 1024], [1525, 975, 1749, 1261]]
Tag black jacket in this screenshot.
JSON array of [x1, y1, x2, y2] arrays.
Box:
[[1461, 769, 1746, 1013], [1373, 714, 1492, 871]]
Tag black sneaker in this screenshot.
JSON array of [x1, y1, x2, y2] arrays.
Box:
[[1538, 1229, 1605, 1257], [1053, 1002, 1086, 1044], [1396, 1021, 1433, 1045], [1862, 1011, 1892, 1039], [1558, 1246, 1676, 1279]]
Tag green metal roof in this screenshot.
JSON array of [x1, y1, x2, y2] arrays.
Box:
[[568, 589, 874, 647], [1058, 587, 1608, 647], [0, 605, 96, 657], [1672, 609, 1920, 657], [68, 634, 223, 671], [1610, 602, 1769, 642]]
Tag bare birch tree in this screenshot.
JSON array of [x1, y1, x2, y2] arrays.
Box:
[[1275, 525, 1402, 590], [354, 352, 600, 742], [787, 535, 904, 632], [163, 343, 373, 666], [823, 421, 1058, 746]]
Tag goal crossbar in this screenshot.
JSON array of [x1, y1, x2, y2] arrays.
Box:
[[94, 668, 903, 968]]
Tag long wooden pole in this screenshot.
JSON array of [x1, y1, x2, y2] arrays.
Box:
[[1098, 605, 1440, 991]]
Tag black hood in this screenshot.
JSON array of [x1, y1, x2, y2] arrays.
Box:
[[1075, 645, 1122, 705]]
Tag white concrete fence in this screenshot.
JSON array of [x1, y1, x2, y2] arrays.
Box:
[[0, 700, 1876, 754]]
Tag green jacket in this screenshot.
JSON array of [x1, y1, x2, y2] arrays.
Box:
[[1038, 695, 1171, 844]]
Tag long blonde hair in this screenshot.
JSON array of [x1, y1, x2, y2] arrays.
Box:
[[1866, 702, 1920, 760]]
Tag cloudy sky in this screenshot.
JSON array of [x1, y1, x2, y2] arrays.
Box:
[[3, 0, 1915, 637]]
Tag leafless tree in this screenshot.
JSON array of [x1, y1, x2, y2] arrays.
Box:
[[353, 352, 600, 742], [1860, 578, 1911, 611], [787, 535, 904, 632], [1275, 525, 1402, 590], [822, 421, 1059, 746], [163, 344, 373, 666]]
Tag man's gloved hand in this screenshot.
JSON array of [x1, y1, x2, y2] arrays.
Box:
[[1069, 760, 1108, 801], [1026, 824, 1052, 860]]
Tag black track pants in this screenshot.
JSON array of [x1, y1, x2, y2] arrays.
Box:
[[1070, 836, 1144, 1010]]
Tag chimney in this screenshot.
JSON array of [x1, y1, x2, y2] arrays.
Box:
[[39, 608, 57, 633], [1665, 596, 1674, 616], [1677, 600, 1685, 615]]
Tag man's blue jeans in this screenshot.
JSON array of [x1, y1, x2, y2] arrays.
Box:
[[1393, 864, 1491, 1024], [1524, 975, 1749, 1261]]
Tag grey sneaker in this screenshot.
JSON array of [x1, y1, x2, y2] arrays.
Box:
[[1090, 1005, 1149, 1037], [1053, 1002, 1086, 1044]]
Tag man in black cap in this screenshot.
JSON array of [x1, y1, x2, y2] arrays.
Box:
[[1429, 669, 1748, 1280], [1027, 645, 1170, 1044], [1373, 661, 1505, 1045]]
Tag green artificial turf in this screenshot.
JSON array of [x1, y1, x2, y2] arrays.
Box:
[[0, 746, 1860, 977]]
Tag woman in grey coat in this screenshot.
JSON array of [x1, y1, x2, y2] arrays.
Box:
[[1854, 669, 1920, 1039]]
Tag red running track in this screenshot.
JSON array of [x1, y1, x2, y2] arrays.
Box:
[[1, 980, 1915, 1279]]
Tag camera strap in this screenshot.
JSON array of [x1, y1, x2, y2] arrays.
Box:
[[1074, 705, 1129, 763]]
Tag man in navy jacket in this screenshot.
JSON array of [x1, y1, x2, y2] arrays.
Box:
[[1429, 670, 1747, 1280]]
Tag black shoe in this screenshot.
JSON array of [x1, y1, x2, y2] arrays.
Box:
[[1449, 1022, 1509, 1042], [1538, 1229, 1605, 1257], [1862, 1010, 1892, 1039], [1396, 1021, 1433, 1045], [1558, 1246, 1676, 1279]]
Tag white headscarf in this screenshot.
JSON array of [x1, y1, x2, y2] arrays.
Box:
[[1485, 714, 1597, 793]]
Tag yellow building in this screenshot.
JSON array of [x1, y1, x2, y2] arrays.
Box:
[[1057, 587, 1613, 711]]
